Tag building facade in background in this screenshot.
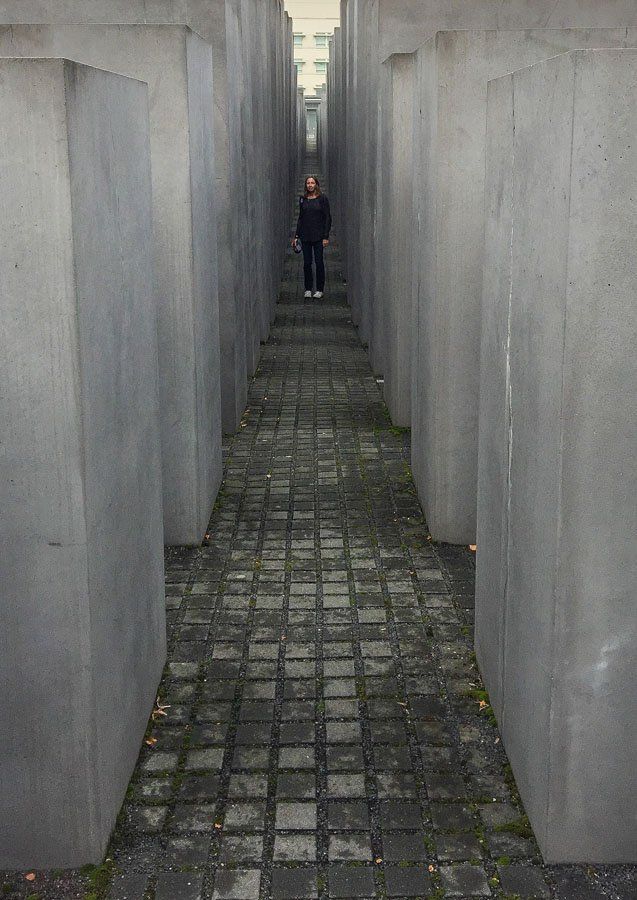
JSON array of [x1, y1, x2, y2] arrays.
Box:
[[285, 0, 339, 96]]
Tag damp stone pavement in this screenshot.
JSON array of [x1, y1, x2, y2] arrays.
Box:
[[2, 173, 636, 900]]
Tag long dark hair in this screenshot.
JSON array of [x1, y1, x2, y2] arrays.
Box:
[[304, 175, 322, 198]]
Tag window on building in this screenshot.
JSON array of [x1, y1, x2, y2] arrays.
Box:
[[314, 60, 327, 74], [294, 33, 304, 47], [314, 33, 328, 48], [294, 60, 305, 72]]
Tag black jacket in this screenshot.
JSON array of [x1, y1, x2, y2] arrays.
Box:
[[295, 194, 332, 243]]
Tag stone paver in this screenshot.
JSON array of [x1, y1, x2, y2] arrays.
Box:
[[1, 166, 634, 900]]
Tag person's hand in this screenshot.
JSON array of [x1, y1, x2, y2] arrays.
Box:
[[323, 239, 329, 247], [291, 237, 297, 247]]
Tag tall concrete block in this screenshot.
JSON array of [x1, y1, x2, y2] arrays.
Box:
[[411, 27, 637, 544], [0, 0, 250, 435], [476, 48, 637, 863], [190, 0, 247, 432], [335, 0, 637, 417], [376, 52, 416, 425], [0, 58, 165, 867], [327, 28, 344, 223], [0, 24, 222, 545], [346, 0, 379, 347]]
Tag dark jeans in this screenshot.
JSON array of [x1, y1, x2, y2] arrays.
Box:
[[302, 240, 325, 292]]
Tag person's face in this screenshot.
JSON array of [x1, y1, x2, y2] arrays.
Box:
[[306, 178, 317, 194]]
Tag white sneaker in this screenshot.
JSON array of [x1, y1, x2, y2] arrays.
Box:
[[304, 290, 312, 298], [313, 291, 323, 299]]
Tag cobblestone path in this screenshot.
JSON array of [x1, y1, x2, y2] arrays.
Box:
[[4, 176, 635, 900]]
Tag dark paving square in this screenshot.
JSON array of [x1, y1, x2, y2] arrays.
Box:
[[499, 864, 551, 898], [378, 801, 423, 830], [440, 863, 491, 896], [326, 745, 365, 771], [277, 770, 317, 798], [212, 869, 261, 900], [382, 832, 428, 861], [156, 873, 204, 899], [271, 867, 317, 899], [165, 835, 211, 866], [385, 865, 432, 898], [435, 832, 484, 862], [327, 801, 370, 830], [328, 865, 376, 897], [376, 772, 418, 798], [218, 834, 264, 863], [179, 773, 221, 800], [430, 802, 477, 831]]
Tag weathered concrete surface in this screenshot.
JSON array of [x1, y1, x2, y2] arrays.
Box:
[[346, 0, 379, 350], [411, 27, 637, 545], [0, 58, 165, 868], [473, 69, 513, 721], [0, 0, 249, 434], [190, 0, 246, 432], [477, 48, 637, 863], [226, 0, 295, 372], [318, 86, 328, 176], [327, 26, 344, 225], [334, 0, 637, 474], [0, 24, 222, 546], [378, 0, 637, 58], [296, 86, 307, 178], [330, 0, 637, 528], [376, 52, 416, 426], [0, 1, 299, 435]]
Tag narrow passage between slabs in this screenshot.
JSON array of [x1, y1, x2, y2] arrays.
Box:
[[109, 163, 527, 900]]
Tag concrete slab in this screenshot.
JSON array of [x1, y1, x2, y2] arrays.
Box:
[[0, 0, 258, 434], [0, 58, 165, 868], [0, 23, 223, 545], [190, 0, 247, 432], [477, 48, 637, 863], [346, 0, 379, 349], [378, 0, 637, 59], [411, 27, 637, 544], [376, 52, 416, 426], [336, 0, 637, 428]]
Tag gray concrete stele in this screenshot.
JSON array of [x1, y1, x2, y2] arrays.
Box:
[[476, 48, 637, 863], [0, 23, 223, 546], [0, 0, 295, 435], [0, 58, 166, 868], [410, 26, 637, 545]]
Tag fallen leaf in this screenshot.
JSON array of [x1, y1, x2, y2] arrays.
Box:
[[469, 544, 477, 552], [375, 857, 383, 864], [152, 697, 171, 721], [428, 865, 436, 873], [25, 873, 36, 882], [145, 737, 158, 747]]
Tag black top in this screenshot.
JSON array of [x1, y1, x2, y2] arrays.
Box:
[[296, 194, 332, 243]]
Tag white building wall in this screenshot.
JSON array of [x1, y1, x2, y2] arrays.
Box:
[[285, 0, 339, 94]]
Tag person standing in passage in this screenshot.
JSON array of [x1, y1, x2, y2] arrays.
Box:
[[292, 176, 332, 299]]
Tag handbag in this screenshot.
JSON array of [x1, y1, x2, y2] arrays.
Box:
[[292, 238, 302, 254]]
